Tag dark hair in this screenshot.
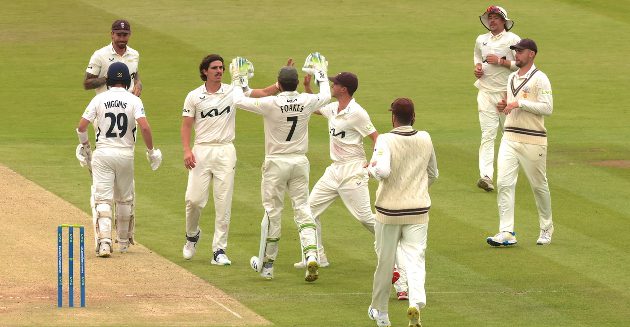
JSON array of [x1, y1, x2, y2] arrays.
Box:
[[199, 54, 224, 81], [279, 79, 298, 91], [390, 98, 415, 126]]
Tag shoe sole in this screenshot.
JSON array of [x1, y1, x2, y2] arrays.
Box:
[[477, 179, 495, 192], [211, 260, 231, 265], [486, 238, 517, 247], [407, 306, 421, 327], [305, 261, 319, 282], [536, 241, 551, 245]]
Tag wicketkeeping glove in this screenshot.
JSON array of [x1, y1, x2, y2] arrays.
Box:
[[76, 143, 92, 169], [302, 52, 328, 76], [229, 56, 254, 88], [146, 148, 163, 171]]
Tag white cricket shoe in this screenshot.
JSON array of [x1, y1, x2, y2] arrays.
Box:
[[407, 306, 422, 327], [477, 176, 495, 192], [304, 256, 319, 282], [294, 253, 329, 269], [537, 226, 554, 245], [119, 240, 129, 253], [368, 306, 391, 327], [211, 249, 232, 265], [261, 262, 274, 280], [183, 230, 201, 260], [486, 231, 517, 247], [97, 242, 111, 258]]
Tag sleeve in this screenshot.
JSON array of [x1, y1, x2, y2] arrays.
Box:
[[134, 98, 146, 119], [473, 36, 483, 65], [234, 90, 266, 115], [426, 144, 439, 186], [367, 135, 391, 181], [182, 92, 196, 118], [82, 98, 98, 122], [518, 74, 553, 116], [354, 111, 377, 137], [86, 51, 102, 76], [508, 34, 521, 70], [308, 80, 332, 111], [318, 103, 335, 118]]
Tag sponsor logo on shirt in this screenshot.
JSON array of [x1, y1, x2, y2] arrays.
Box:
[[201, 106, 231, 118]]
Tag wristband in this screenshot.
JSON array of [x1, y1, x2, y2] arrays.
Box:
[[76, 128, 88, 144]]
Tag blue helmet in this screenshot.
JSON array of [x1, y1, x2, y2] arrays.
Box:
[[106, 62, 131, 89]]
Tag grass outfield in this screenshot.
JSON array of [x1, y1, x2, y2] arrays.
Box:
[[2, 0, 629, 326]]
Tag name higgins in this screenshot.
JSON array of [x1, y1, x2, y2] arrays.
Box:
[[104, 100, 127, 110]]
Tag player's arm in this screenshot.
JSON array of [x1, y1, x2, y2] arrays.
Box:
[[181, 116, 196, 169], [427, 144, 439, 187], [75, 117, 92, 171], [367, 131, 379, 148], [132, 71, 142, 97], [84, 72, 106, 90], [248, 83, 281, 98], [473, 37, 484, 78], [136, 117, 153, 150], [367, 136, 391, 181]]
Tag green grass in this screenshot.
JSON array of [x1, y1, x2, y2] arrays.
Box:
[[2, 0, 630, 326]]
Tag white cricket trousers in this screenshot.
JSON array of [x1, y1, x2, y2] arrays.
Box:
[[260, 154, 317, 262], [185, 143, 236, 252], [309, 160, 374, 254], [477, 90, 506, 180], [497, 139, 553, 232], [371, 221, 427, 312]]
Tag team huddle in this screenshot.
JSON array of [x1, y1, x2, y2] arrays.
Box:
[[74, 5, 554, 326]]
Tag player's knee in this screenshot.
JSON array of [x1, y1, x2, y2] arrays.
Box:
[[185, 198, 206, 209]]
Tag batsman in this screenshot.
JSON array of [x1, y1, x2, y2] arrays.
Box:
[[75, 62, 162, 257]]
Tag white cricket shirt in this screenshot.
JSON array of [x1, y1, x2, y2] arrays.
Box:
[[473, 31, 520, 92], [82, 87, 145, 149], [86, 43, 139, 94], [182, 83, 251, 145], [318, 99, 376, 163], [234, 84, 331, 155]]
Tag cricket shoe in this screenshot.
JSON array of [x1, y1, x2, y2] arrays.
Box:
[[407, 306, 422, 327], [97, 242, 112, 258], [294, 253, 329, 269], [261, 262, 274, 280], [182, 230, 201, 260], [536, 226, 554, 245], [368, 306, 391, 327], [397, 291, 409, 300], [304, 256, 319, 282], [486, 231, 517, 247], [477, 176, 495, 192], [119, 240, 129, 253], [211, 249, 231, 265]]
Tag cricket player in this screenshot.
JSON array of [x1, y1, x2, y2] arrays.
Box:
[[75, 62, 162, 257], [486, 38, 554, 247], [84, 19, 142, 97], [473, 6, 520, 192], [367, 98, 438, 327], [233, 54, 331, 282], [181, 54, 282, 265]]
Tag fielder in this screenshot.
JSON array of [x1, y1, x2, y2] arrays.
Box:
[[181, 54, 281, 265], [84, 19, 142, 97], [233, 53, 331, 282], [473, 6, 520, 192], [486, 38, 555, 247], [75, 62, 162, 257], [367, 98, 438, 327]]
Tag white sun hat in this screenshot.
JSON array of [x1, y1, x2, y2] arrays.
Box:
[[480, 5, 514, 31]]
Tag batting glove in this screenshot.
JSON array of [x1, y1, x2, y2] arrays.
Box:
[[76, 143, 92, 168], [146, 148, 163, 171]]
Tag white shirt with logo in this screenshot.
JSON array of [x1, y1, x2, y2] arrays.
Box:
[[182, 83, 252, 145], [318, 99, 376, 163], [234, 85, 331, 156], [473, 31, 520, 92], [82, 87, 145, 149], [86, 43, 139, 94]]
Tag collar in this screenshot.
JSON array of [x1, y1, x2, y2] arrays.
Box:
[[201, 83, 226, 95], [279, 91, 300, 96], [489, 30, 505, 40], [516, 64, 538, 79], [391, 125, 414, 133], [109, 42, 128, 56], [336, 98, 357, 116]]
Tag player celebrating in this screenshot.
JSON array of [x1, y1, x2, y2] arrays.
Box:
[[75, 62, 162, 257], [233, 54, 331, 282]]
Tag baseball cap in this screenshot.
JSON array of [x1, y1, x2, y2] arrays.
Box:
[[278, 66, 299, 85], [480, 5, 514, 31], [510, 38, 538, 53], [389, 98, 415, 116], [112, 19, 131, 33], [329, 72, 358, 95]]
